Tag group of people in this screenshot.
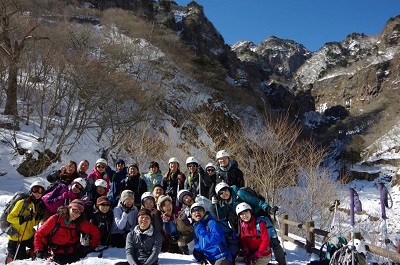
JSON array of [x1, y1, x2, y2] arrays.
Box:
[[4, 150, 287, 265]]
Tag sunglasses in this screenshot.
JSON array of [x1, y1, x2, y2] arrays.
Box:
[[116, 162, 124, 165], [191, 206, 204, 213], [188, 165, 197, 168], [71, 209, 82, 215], [31, 186, 44, 194], [73, 184, 84, 191], [218, 188, 229, 196], [99, 203, 111, 207], [97, 165, 106, 169], [207, 169, 215, 172]]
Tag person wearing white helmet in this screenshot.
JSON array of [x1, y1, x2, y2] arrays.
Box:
[[184, 156, 210, 199], [190, 203, 233, 265], [92, 179, 108, 203], [211, 150, 244, 198], [5, 180, 46, 263], [42, 177, 88, 215], [162, 157, 186, 204], [86, 158, 111, 198], [205, 163, 217, 197], [141, 192, 163, 233], [236, 202, 272, 265]]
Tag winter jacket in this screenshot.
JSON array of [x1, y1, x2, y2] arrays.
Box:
[[87, 167, 111, 194], [239, 216, 272, 257], [34, 213, 100, 254], [216, 185, 271, 233], [212, 160, 244, 197], [184, 167, 210, 199], [107, 167, 127, 206], [162, 170, 185, 203], [42, 184, 76, 214], [119, 174, 148, 208], [126, 225, 162, 265], [193, 212, 232, 263], [111, 202, 138, 236], [143, 170, 163, 192], [90, 205, 113, 246], [7, 196, 44, 241]]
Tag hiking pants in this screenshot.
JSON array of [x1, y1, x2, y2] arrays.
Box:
[[6, 237, 34, 263], [271, 237, 287, 264]]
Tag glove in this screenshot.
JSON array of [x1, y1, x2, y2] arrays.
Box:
[[240, 247, 250, 257], [81, 246, 93, 256], [19, 211, 34, 224], [211, 196, 218, 205], [193, 249, 206, 262], [270, 206, 279, 215], [248, 251, 262, 264], [161, 213, 171, 222], [34, 251, 44, 259]]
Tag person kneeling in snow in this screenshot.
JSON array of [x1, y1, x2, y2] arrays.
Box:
[[33, 199, 100, 264], [191, 202, 232, 265], [236, 202, 272, 265]]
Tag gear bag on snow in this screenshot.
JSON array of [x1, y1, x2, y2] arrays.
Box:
[[0, 191, 30, 236], [329, 245, 367, 265], [321, 236, 348, 262]]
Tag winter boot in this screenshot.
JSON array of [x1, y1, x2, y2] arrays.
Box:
[[179, 246, 189, 255]]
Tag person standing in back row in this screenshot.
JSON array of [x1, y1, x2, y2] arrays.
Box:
[[210, 150, 245, 198]]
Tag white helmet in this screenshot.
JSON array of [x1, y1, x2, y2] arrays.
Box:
[[96, 158, 107, 166], [141, 192, 155, 203], [348, 239, 366, 254], [168, 157, 179, 164], [72, 177, 87, 189], [205, 163, 215, 169], [190, 202, 205, 213], [216, 150, 229, 160], [95, 179, 108, 188], [236, 202, 252, 215], [177, 189, 193, 204], [186, 156, 198, 165], [215, 182, 229, 194], [30, 180, 46, 190]]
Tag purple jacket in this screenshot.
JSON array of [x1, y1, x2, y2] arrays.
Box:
[[42, 184, 77, 214]]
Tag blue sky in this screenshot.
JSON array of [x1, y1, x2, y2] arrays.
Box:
[[174, 0, 400, 52]]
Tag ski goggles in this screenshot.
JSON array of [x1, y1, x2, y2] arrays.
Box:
[[73, 183, 84, 191], [218, 188, 229, 196], [31, 186, 45, 194]]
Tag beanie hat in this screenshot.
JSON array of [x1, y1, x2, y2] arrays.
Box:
[[69, 199, 85, 213], [157, 195, 172, 211], [128, 164, 139, 171], [138, 208, 152, 219], [177, 189, 193, 204], [116, 159, 125, 166], [96, 196, 111, 205], [120, 190, 135, 203]]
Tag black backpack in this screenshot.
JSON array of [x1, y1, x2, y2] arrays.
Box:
[[0, 192, 30, 236], [239, 186, 266, 202]]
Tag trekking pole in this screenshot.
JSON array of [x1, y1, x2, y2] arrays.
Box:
[[329, 200, 340, 233], [274, 206, 286, 255], [377, 182, 392, 265], [13, 208, 32, 261], [349, 189, 356, 265]]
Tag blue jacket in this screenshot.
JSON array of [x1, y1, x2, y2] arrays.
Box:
[[193, 212, 232, 262], [107, 167, 127, 205]]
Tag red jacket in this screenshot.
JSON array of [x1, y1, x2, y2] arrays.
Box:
[[239, 217, 272, 256], [34, 214, 100, 254]]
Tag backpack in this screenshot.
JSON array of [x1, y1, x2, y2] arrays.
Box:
[[0, 192, 30, 236], [329, 245, 368, 265], [255, 216, 277, 239], [239, 187, 266, 203], [216, 220, 240, 259], [319, 236, 347, 262]]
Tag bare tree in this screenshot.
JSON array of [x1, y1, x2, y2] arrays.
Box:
[[0, 0, 47, 116]]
